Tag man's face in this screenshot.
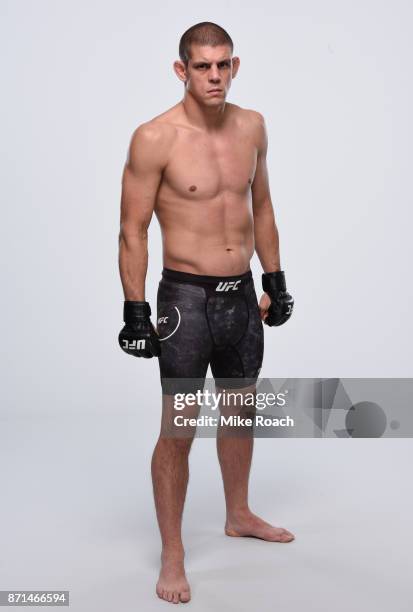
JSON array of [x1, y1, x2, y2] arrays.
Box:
[[175, 44, 240, 105]]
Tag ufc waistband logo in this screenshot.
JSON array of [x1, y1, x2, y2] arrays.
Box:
[[122, 339, 146, 350], [158, 316, 169, 324], [215, 280, 241, 292]]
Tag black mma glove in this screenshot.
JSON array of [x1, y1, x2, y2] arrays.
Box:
[[262, 270, 294, 327], [118, 301, 161, 358]]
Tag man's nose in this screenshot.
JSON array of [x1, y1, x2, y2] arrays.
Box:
[[208, 65, 221, 82]]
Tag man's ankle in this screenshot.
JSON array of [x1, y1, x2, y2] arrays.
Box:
[[226, 505, 251, 520], [161, 544, 185, 561]]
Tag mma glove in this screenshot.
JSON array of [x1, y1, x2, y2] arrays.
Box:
[[118, 301, 161, 358], [262, 270, 294, 327]]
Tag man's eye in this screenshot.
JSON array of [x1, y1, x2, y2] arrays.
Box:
[[197, 64, 208, 70], [219, 62, 231, 69]]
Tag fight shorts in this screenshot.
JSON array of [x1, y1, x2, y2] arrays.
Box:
[[156, 268, 264, 394]]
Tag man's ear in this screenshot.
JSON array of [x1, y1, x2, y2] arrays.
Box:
[[231, 56, 240, 78], [173, 60, 188, 83]]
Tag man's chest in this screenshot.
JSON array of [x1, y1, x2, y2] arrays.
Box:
[[162, 130, 257, 200]]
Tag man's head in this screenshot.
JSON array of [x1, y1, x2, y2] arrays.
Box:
[[174, 22, 240, 105]]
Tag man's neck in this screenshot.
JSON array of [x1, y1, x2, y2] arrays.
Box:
[[181, 92, 228, 132]]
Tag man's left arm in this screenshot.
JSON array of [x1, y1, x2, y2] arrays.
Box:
[[251, 112, 281, 273], [251, 112, 294, 326]]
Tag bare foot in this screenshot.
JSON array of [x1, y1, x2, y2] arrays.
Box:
[[156, 551, 191, 604], [225, 509, 295, 543]]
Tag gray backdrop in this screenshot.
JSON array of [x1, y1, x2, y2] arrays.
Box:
[[1, 1, 412, 611]]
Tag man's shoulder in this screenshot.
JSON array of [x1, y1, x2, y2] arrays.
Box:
[[228, 105, 267, 149], [227, 105, 266, 146], [228, 103, 265, 126], [127, 112, 178, 168], [130, 116, 176, 148]]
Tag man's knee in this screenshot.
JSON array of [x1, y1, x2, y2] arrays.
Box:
[[156, 435, 195, 455]]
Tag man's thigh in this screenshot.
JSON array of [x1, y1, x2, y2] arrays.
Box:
[[209, 280, 264, 388], [156, 278, 212, 393]]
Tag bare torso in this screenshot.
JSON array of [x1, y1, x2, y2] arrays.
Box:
[[152, 102, 259, 276]]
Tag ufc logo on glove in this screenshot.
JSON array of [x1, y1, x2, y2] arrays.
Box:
[[122, 339, 146, 350]]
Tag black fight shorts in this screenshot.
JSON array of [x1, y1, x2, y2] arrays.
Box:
[[156, 268, 264, 394]]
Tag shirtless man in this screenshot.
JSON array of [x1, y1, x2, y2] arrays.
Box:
[[118, 22, 295, 604]]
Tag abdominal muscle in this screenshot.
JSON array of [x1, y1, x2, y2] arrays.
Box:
[[155, 193, 255, 276]]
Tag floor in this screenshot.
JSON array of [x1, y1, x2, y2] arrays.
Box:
[[1, 413, 412, 611]]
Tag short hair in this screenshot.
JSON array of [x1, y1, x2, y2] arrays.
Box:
[[179, 22, 233, 64]]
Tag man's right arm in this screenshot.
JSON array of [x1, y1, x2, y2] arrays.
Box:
[[118, 122, 169, 300]]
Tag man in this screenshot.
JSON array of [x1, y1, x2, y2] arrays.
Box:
[[118, 22, 294, 604]]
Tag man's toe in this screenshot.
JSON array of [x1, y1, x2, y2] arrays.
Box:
[[156, 586, 163, 599], [180, 589, 191, 603]]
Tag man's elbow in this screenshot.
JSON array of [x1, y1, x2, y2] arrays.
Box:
[[119, 223, 149, 248], [253, 198, 275, 218]]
